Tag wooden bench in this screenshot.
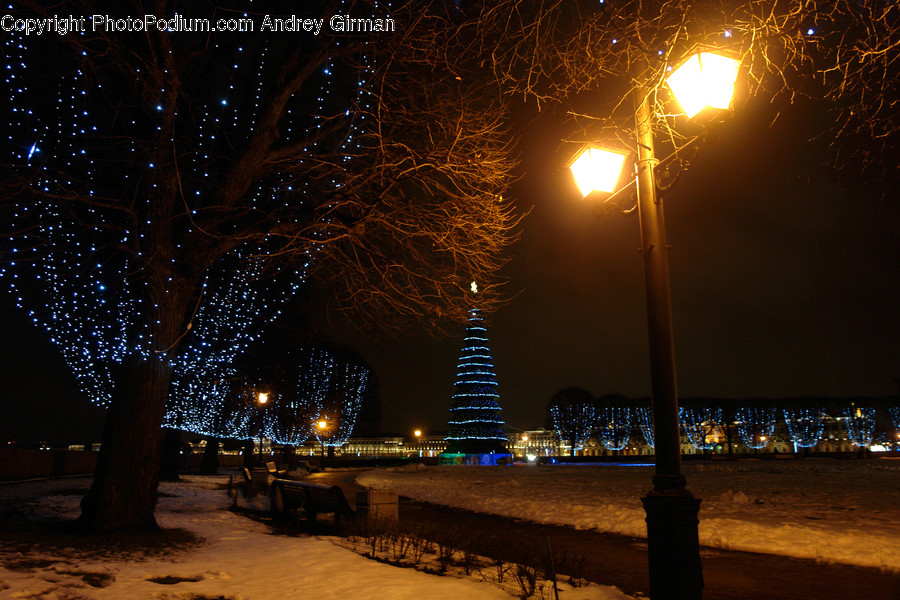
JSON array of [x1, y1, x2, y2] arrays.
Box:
[[241, 466, 272, 495], [293, 460, 317, 473], [270, 479, 356, 526], [265, 461, 287, 478]]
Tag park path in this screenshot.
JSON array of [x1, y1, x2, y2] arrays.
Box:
[[306, 468, 900, 600]]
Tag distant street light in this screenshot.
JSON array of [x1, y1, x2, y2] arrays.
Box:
[[255, 391, 269, 465], [567, 49, 741, 600], [316, 418, 330, 465], [413, 429, 422, 457]]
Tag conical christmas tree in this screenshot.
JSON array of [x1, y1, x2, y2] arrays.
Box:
[[444, 305, 508, 455]]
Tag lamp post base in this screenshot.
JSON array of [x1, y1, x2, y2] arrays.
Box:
[[641, 488, 703, 600]]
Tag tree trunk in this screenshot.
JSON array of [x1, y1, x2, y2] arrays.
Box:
[[281, 444, 294, 468], [159, 427, 182, 481], [78, 354, 172, 533], [242, 439, 255, 468], [200, 437, 220, 475]]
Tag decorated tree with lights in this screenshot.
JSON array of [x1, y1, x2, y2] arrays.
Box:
[[680, 406, 724, 451], [206, 344, 370, 460], [548, 387, 596, 455], [842, 405, 877, 448], [596, 406, 633, 452], [1, 1, 517, 532], [890, 406, 900, 436], [783, 407, 826, 449], [273, 345, 370, 448], [634, 404, 655, 447], [444, 285, 508, 455], [735, 407, 778, 449]]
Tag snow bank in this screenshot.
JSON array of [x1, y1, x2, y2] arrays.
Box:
[[357, 459, 900, 571], [0, 475, 635, 600]]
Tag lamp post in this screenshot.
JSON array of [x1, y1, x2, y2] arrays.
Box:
[[568, 50, 740, 600], [256, 392, 269, 466], [413, 429, 422, 458], [316, 418, 329, 466]]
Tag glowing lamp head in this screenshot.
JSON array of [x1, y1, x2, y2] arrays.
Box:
[[257, 392, 269, 405], [317, 419, 328, 430], [665, 51, 740, 118], [414, 429, 422, 438], [568, 146, 628, 197]]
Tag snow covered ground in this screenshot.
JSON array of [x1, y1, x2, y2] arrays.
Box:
[[0, 475, 632, 600], [358, 458, 900, 571], [2, 458, 897, 600]]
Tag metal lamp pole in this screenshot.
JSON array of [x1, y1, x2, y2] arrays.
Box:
[[633, 87, 703, 599], [256, 392, 269, 468]]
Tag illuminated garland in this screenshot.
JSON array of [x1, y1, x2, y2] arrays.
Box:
[[163, 253, 301, 436], [680, 407, 723, 450], [634, 406, 654, 447], [212, 346, 369, 446], [841, 406, 876, 447], [445, 309, 507, 444], [889, 406, 900, 433], [783, 407, 826, 448], [735, 407, 777, 449], [3, 1, 378, 437], [3, 30, 147, 406], [550, 401, 596, 451], [309, 351, 369, 448], [596, 406, 631, 451]]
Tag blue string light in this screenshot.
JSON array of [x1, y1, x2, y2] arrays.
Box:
[[783, 407, 826, 448], [206, 346, 369, 447], [635, 406, 655, 447], [841, 406, 876, 447], [889, 406, 900, 433], [596, 406, 631, 451], [680, 407, 723, 450], [550, 401, 596, 451], [735, 407, 777, 449], [2, 0, 382, 441], [444, 309, 507, 446]]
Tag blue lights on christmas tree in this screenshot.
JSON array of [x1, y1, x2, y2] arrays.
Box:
[[444, 288, 508, 455]]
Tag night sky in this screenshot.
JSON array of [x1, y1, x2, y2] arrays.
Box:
[[350, 96, 900, 437], [2, 76, 898, 445]]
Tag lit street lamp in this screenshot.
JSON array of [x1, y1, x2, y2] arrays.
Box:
[[569, 49, 740, 600], [256, 391, 269, 466], [413, 429, 422, 458], [316, 418, 330, 466]]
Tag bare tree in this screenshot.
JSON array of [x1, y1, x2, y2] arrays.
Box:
[[466, 0, 900, 186], [1, 0, 518, 532]]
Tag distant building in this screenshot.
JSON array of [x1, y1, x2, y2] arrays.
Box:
[[339, 435, 447, 458]]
